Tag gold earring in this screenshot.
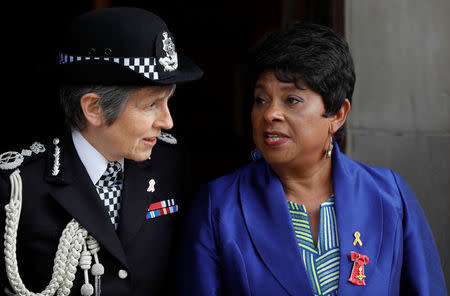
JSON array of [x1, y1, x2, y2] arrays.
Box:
[[326, 135, 333, 158]]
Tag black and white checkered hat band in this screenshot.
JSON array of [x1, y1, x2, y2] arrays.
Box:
[[59, 53, 159, 80]]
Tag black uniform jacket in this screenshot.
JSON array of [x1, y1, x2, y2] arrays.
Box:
[[0, 134, 192, 295]]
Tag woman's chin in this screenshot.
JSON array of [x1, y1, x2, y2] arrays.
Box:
[[262, 152, 292, 166], [129, 149, 153, 162]]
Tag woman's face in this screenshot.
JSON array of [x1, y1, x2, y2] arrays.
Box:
[[100, 85, 174, 162], [251, 70, 330, 168]]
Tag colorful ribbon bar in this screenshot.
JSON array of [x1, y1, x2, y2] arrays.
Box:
[[146, 205, 178, 220], [148, 199, 175, 211]]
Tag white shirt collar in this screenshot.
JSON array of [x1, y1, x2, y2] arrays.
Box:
[[72, 130, 125, 185]]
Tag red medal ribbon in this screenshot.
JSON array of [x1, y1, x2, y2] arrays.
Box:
[[348, 251, 369, 286]]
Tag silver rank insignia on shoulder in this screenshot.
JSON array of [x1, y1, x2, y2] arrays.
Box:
[[30, 142, 45, 154], [0, 152, 24, 170], [158, 132, 177, 145], [0, 142, 46, 170]]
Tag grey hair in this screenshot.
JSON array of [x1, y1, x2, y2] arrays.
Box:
[[59, 85, 140, 131]]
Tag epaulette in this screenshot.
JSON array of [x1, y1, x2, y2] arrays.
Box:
[[158, 132, 177, 145], [0, 141, 47, 175]]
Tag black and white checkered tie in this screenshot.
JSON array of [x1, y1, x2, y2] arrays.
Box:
[[95, 161, 123, 230]]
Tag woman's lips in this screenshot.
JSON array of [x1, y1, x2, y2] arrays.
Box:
[[263, 132, 289, 146], [143, 137, 157, 147]]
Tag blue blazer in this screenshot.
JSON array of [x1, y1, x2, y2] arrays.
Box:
[[176, 145, 446, 295]]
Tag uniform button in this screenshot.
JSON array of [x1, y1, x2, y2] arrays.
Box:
[[118, 269, 128, 279]]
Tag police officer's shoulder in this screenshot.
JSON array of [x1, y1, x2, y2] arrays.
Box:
[[0, 139, 51, 178]]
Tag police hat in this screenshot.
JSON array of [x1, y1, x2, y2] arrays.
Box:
[[58, 7, 203, 85]]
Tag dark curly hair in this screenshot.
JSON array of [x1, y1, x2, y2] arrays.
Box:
[[248, 22, 355, 141]]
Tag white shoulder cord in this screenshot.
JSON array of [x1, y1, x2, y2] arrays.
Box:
[[3, 170, 104, 296]]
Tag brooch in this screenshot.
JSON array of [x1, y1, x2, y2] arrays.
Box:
[[348, 251, 369, 286]]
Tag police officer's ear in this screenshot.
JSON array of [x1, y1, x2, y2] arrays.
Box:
[[80, 93, 103, 127]]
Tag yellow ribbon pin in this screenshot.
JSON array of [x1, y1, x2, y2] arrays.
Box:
[[353, 231, 363, 246]]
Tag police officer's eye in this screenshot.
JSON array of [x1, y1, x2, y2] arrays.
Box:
[[146, 102, 156, 109]]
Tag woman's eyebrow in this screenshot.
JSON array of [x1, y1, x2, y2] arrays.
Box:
[[149, 88, 175, 101], [280, 85, 301, 91]]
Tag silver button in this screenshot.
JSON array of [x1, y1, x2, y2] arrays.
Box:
[[118, 269, 128, 279]]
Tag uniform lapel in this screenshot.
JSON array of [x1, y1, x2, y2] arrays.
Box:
[[332, 144, 383, 294], [46, 137, 128, 268], [239, 161, 313, 296], [118, 159, 154, 245]]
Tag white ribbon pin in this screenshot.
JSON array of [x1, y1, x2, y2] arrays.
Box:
[[147, 179, 156, 192]]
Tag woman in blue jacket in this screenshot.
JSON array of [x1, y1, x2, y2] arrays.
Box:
[[176, 23, 446, 295]]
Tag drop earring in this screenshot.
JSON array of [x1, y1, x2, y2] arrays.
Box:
[[251, 149, 262, 161], [326, 136, 334, 158]]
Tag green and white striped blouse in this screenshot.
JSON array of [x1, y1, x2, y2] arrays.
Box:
[[287, 196, 340, 296]]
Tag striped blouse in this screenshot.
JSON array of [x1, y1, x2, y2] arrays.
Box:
[[287, 196, 340, 296]]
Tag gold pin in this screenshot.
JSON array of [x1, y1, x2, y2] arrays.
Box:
[[355, 266, 366, 283], [353, 231, 363, 246]]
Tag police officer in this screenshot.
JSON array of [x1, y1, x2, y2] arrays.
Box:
[[0, 7, 202, 296]]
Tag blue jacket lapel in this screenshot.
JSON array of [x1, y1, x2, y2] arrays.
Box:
[[239, 161, 313, 296], [238, 143, 384, 295], [332, 143, 383, 294]]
